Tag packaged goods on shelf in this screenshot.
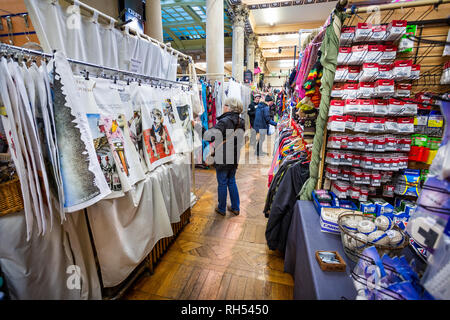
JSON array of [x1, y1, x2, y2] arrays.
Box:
[[375, 79, 395, 96], [347, 66, 362, 81], [393, 60, 413, 80], [410, 64, 421, 80], [399, 25, 417, 53], [331, 83, 345, 97], [335, 65, 348, 82], [377, 63, 394, 79], [358, 82, 376, 98], [360, 63, 379, 82], [365, 44, 384, 63], [337, 46, 352, 65], [344, 83, 359, 98], [380, 44, 398, 63], [370, 24, 387, 41], [374, 99, 389, 115], [340, 26, 355, 44], [386, 20, 408, 41], [349, 45, 368, 64], [395, 83, 412, 97], [355, 23, 373, 42], [329, 99, 345, 116]]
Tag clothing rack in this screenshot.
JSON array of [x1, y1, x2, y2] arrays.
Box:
[[0, 43, 192, 91], [1, 41, 199, 300]]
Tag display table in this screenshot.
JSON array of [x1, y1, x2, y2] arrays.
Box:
[[284, 200, 357, 300]]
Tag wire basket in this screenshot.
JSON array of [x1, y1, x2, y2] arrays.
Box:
[[0, 176, 24, 217], [338, 212, 409, 263]]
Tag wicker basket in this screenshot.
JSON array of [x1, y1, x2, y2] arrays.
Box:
[[0, 176, 24, 217], [338, 212, 409, 263], [0, 153, 10, 162]]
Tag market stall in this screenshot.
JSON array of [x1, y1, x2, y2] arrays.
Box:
[[265, 0, 450, 300], [0, 0, 201, 300]]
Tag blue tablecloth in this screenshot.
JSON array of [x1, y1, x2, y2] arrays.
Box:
[[284, 200, 357, 300]]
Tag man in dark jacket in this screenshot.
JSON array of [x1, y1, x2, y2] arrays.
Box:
[[247, 93, 261, 152], [205, 97, 245, 216], [247, 93, 261, 128], [253, 95, 277, 156]]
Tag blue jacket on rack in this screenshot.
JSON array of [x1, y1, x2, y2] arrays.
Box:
[[253, 102, 277, 132]]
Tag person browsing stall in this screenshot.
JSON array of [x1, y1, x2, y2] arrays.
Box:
[[206, 97, 245, 216], [253, 95, 277, 156]]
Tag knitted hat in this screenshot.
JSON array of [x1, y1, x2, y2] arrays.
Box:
[[265, 95, 273, 102]]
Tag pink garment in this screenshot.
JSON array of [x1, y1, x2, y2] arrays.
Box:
[[295, 27, 327, 98]]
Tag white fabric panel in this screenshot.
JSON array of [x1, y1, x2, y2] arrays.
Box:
[[24, 0, 177, 78], [0, 210, 101, 300], [85, 154, 191, 287]]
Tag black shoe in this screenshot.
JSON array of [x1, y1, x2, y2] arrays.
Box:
[[227, 206, 240, 216], [215, 207, 226, 216]]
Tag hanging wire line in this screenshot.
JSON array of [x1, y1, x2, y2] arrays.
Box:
[[0, 43, 192, 91]]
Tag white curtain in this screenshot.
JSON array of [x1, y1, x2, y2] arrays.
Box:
[[0, 210, 101, 300], [24, 0, 177, 80], [86, 154, 191, 287]]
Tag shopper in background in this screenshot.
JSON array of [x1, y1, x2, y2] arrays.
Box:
[[207, 97, 245, 216], [254, 95, 277, 157], [247, 93, 261, 153]]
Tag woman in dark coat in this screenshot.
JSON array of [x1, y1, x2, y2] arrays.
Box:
[[205, 97, 245, 216]]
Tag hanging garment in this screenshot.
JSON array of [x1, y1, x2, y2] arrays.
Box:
[[0, 58, 35, 240], [74, 76, 125, 199], [159, 88, 190, 154], [136, 85, 176, 171], [265, 162, 310, 252], [91, 77, 146, 190], [171, 88, 195, 153], [53, 52, 111, 212]]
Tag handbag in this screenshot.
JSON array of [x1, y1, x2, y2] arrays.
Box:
[[204, 118, 241, 166]]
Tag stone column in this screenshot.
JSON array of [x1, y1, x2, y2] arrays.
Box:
[[145, 0, 163, 42], [231, 5, 248, 82], [206, 0, 224, 80], [246, 34, 256, 76], [179, 59, 189, 75]]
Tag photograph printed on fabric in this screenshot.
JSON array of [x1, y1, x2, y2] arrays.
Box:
[[159, 89, 189, 154], [144, 105, 175, 163], [92, 78, 146, 189], [53, 52, 111, 213], [132, 85, 176, 171], [171, 90, 194, 153], [74, 76, 124, 198], [87, 114, 122, 193], [117, 84, 149, 173]]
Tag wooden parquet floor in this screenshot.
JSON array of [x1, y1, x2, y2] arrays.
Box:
[[124, 146, 294, 300]]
